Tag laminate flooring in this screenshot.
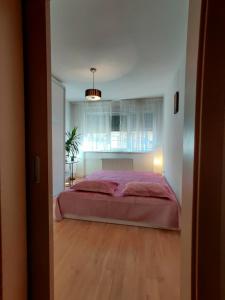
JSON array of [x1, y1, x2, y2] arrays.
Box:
[[54, 219, 180, 300]]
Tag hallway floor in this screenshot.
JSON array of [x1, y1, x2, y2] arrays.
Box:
[[54, 219, 180, 300]]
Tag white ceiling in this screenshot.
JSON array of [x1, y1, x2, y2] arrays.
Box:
[[51, 0, 189, 101]]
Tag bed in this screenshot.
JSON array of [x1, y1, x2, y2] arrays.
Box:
[[55, 170, 180, 230]]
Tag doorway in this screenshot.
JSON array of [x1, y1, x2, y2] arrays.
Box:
[[51, 1, 186, 299], [21, 0, 225, 300]]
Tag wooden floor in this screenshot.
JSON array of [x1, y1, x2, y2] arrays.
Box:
[[54, 220, 180, 300]]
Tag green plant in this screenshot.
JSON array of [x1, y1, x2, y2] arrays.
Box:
[[65, 127, 80, 162]]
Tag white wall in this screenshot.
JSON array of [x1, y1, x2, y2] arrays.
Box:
[[65, 100, 72, 131], [75, 151, 162, 177], [52, 79, 65, 196], [163, 58, 186, 203], [64, 100, 73, 181]]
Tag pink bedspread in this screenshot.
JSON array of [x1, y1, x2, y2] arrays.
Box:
[[55, 171, 180, 229]]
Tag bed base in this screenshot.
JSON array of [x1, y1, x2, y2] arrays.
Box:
[[62, 213, 180, 231]]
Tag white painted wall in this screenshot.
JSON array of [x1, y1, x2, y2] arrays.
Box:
[[52, 79, 65, 196], [75, 151, 162, 177], [163, 58, 186, 203], [65, 100, 73, 181], [65, 100, 72, 132]]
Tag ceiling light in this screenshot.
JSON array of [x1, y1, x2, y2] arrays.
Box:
[[85, 68, 102, 101]]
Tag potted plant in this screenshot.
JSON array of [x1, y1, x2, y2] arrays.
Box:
[[65, 127, 80, 163]]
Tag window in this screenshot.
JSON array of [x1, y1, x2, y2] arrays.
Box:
[[75, 99, 163, 152], [111, 115, 127, 150], [111, 115, 120, 131]]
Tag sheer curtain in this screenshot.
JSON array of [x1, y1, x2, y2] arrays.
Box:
[[73, 98, 163, 152], [74, 101, 111, 151], [119, 98, 163, 152]]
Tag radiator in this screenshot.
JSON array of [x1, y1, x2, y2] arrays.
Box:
[[101, 158, 133, 171]]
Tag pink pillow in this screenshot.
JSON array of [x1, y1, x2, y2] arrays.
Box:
[[122, 181, 171, 199], [71, 180, 118, 195]]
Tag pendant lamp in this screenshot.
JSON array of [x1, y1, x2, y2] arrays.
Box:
[[85, 68, 102, 101]]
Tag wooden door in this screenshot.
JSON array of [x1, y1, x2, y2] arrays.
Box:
[[221, 115, 225, 299], [0, 0, 27, 299], [193, 0, 225, 298], [182, 0, 225, 299], [23, 0, 54, 299]]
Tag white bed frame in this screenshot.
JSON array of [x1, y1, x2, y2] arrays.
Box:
[[62, 213, 180, 231]]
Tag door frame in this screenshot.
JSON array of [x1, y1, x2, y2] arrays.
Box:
[[22, 0, 225, 299], [190, 0, 225, 298]]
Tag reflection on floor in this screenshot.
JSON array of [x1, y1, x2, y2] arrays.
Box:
[[54, 219, 180, 300]]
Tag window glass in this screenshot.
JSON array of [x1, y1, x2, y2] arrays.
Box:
[[111, 115, 120, 131]]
